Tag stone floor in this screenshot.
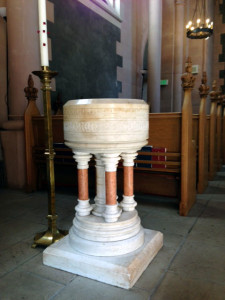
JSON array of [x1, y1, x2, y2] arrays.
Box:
[[0, 167, 225, 300]]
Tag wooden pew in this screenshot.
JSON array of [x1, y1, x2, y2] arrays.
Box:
[[131, 112, 182, 199], [131, 57, 196, 216]]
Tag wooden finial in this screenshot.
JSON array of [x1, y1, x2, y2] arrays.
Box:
[[209, 80, 218, 102], [24, 74, 38, 102], [199, 71, 209, 98], [181, 57, 195, 90]]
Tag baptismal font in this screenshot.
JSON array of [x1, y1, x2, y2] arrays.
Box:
[[43, 98, 163, 289]]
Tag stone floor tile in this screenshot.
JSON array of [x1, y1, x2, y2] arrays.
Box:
[[0, 215, 15, 225], [169, 240, 225, 283], [151, 272, 225, 300], [201, 200, 225, 219], [136, 203, 153, 219], [187, 199, 208, 217], [141, 214, 196, 236], [196, 194, 212, 201], [57, 214, 74, 230], [187, 218, 225, 247], [204, 185, 225, 194], [0, 237, 42, 277], [216, 172, 225, 177], [135, 246, 177, 292], [162, 232, 184, 249], [52, 276, 150, 300], [210, 194, 225, 202], [20, 252, 77, 285], [0, 269, 64, 300], [14, 206, 49, 225], [209, 181, 225, 188], [0, 219, 46, 251]]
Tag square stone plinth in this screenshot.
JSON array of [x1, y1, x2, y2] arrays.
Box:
[[43, 229, 163, 289]]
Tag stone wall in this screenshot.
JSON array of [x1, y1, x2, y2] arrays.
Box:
[[48, 0, 123, 106]]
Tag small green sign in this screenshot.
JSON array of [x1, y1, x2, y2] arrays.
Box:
[[160, 79, 168, 86]]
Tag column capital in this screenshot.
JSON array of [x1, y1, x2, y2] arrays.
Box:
[[73, 152, 92, 169], [101, 153, 120, 171], [121, 152, 138, 167]]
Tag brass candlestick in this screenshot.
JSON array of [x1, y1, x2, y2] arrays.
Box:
[[32, 66, 68, 248]]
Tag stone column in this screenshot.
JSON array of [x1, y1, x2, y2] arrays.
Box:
[[173, 0, 185, 112], [7, 0, 41, 115], [73, 152, 93, 216], [92, 154, 105, 217], [101, 153, 122, 223], [147, 0, 162, 112], [120, 152, 137, 211], [0, 16, 7, 126]]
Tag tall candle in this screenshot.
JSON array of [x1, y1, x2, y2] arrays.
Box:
[[38, 0, 49, 67]]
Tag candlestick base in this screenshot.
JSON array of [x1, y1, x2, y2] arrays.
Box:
[[32, 228, 68, 248], [32, 215, 68, 248]]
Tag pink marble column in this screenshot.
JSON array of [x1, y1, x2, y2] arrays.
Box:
[[105, 171, 117, 206], [73, 152, 93, 216], [120, 153, 137, 211], [77, 169, 89, 201], [124, 166, 133, 196]]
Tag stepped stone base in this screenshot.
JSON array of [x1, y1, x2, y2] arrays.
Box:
[[43, 228, 163, 289]]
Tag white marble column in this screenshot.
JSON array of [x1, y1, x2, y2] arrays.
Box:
[[173, 0, 185, 112], [7, 0, 41, 115], [147, 0, 162, 112], [92, 154, 106, 217], [120, 152, 137, 211], [101, 153, 122, 223], [73, 152, 93, 216]]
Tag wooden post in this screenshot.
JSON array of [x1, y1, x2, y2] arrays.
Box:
[[24, 74, 40, 192], [180, 57, 196, 216], [209, 81, 218, 180], [198, 72, 209, 193]]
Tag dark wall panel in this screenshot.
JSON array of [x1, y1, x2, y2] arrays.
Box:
[[48, 0, 122, 106]]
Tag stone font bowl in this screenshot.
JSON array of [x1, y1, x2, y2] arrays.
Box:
[[63, 99, 149, 154]]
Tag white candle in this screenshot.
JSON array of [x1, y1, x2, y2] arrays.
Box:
[[38, 0, 49, 67]]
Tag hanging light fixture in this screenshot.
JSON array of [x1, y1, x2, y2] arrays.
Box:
[[186, 0, 213, 39]]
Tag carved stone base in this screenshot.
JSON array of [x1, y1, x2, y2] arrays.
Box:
[[43, 229, 163, 289]]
